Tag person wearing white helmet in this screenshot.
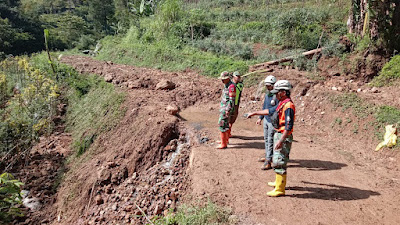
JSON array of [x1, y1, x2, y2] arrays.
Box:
[[247, 79, 295, 197], [246, 75, 279, 170], [267, 79, 295, 197]]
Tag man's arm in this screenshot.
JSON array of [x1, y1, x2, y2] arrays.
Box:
[[248, 109, 269, 118]]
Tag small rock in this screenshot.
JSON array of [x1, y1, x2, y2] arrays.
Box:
[[330, 72, 341, 76], [112, 204, 118, 211], [95, 195, 104, 205], [156, 80, 176, 90], [337, 87, 343, 92], [228, 215, 239, 224], [124, 205, 133, 212], [104, 74, 113, 82], [357, 88, 362, 93], [166, 105, 180, 116], [371, 87, 379, 93], [331, 87, 338, 91], [23, 197, 42, 211], [320, 112, 325, 115]]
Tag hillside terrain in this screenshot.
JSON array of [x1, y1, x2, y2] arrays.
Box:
[[1, 0, 400, 225], [7, 55, 398, 225]]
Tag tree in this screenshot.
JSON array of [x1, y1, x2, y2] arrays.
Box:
[[88, 0, 115, 34], [349, 0, 400, 52]]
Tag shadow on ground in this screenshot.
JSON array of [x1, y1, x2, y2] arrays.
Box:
[[230, 141, 265, 150], [287, 181, 380, 201], [233, 135, 264, 141], [289, 159, 347, 171]]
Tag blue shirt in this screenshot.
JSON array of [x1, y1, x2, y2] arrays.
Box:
[[259, 92, 279, 123]]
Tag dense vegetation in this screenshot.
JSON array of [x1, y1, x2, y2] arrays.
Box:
[[97, 0, 350, 76]]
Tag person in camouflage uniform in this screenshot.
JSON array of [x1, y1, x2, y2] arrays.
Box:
[[228, 71, 244, 138], [217, 71, 236, 149]]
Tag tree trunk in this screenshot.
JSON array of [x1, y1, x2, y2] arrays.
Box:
[[349, 0, 399, 51]]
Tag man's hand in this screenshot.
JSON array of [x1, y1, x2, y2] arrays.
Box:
[[246, 112, 255, 118], [274, 139, 283, 150], [256, 118, 262, 125]]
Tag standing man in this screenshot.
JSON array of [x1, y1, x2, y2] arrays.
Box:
[[247, 75, 278, 170], [267, 80, 295, 197], [217, 71, 236, 149], [228, 71, 244, 138]]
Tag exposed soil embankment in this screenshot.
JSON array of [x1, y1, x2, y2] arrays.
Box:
[[51, 56, 222, 224]]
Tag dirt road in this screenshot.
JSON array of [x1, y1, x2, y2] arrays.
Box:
[[180, 103, 399, 224]]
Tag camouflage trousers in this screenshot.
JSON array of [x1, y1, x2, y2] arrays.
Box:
[[272, 132, 293, 175], [218, 112, 230, 132]]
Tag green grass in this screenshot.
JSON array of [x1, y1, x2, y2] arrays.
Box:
[[65, 74, 126, 156], [152, 200, 233, 225], [330, 93, 374, 119], [97, 35, 249, 77], [330, 93, 400, 140], [371, 55, 400, 87], [375, 106, 400, 126]]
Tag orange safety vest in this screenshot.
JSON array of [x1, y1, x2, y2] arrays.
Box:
[[276, 98, 296, 135]]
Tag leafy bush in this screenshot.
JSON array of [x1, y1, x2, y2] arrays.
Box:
[[0, 57, 59, 156], [371, 55, 400, 87], [0, 173, 24, 222], [74, 35, 97, 51]]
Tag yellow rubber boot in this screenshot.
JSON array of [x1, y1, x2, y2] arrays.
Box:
[[267, 174, 286, 197], [216, 132, 228, 149]]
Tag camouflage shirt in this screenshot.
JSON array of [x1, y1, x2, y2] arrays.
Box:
[[220, 81, 236, 117]]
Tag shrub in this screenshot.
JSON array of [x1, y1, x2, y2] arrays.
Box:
[[371, 55, 400, 87], [0, 57, 59, 155], [0, 173, 24, 222]]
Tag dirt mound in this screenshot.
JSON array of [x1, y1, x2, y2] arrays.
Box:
[[44, 56, 222, 224]]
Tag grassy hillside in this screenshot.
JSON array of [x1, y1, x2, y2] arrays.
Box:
[[95, 0, 350, 76]]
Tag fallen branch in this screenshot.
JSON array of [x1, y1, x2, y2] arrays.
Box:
[[250, 47, 324, 71], [242, 68, 273, 78]]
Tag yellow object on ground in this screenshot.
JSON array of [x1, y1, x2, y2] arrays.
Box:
[[375, 125, 398, 151]]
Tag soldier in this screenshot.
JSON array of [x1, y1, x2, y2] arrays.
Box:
[[217, 71, 236, 149], [228, 71, 244, 138]]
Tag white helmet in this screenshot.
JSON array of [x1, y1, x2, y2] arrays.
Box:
[[271, 80, 292, 93], [264, 75, 277, 85]]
